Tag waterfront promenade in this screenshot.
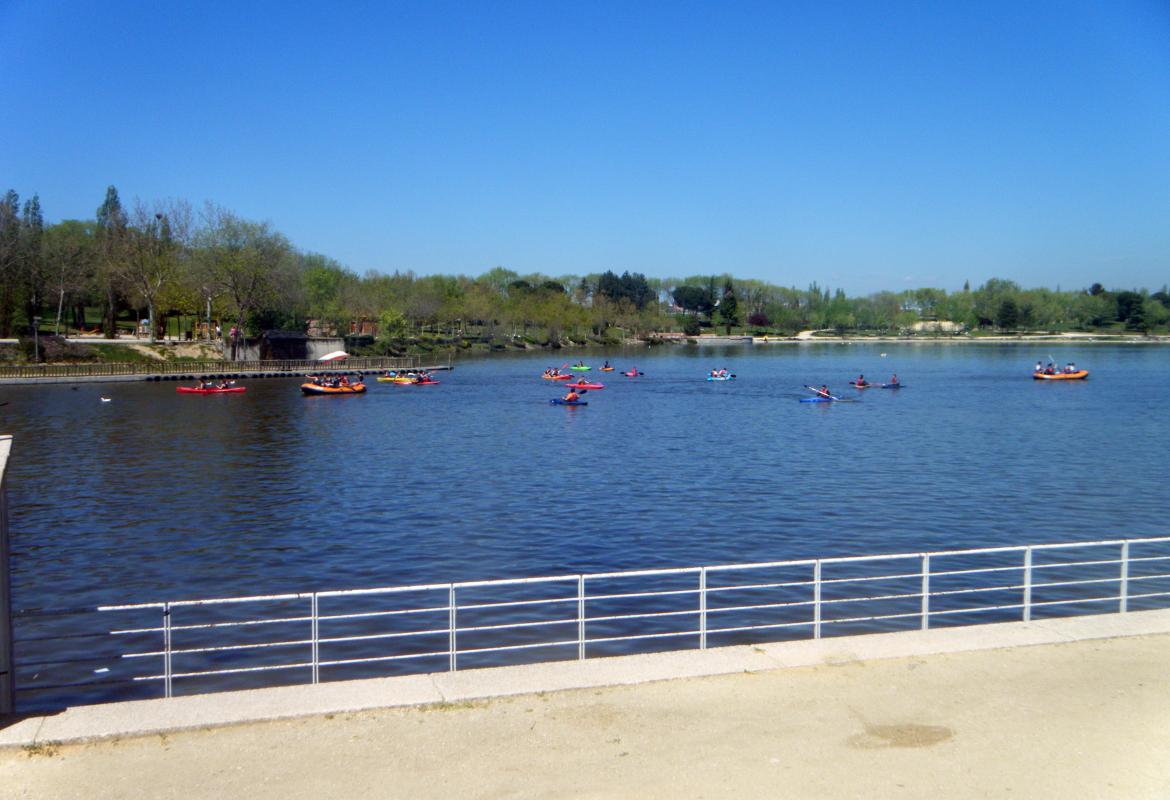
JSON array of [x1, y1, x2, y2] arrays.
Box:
[[2, 610, 1168, 799]]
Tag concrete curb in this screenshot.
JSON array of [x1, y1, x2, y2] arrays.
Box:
[[3, 608, 1169, 749]]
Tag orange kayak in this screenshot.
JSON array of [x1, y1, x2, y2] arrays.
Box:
[[1032, 370, 1088, 380], [301, 382, 367, 395]]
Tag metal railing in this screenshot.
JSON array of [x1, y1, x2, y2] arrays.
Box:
[[12, 536, 1170, 710], [0, 356, 425, 380]]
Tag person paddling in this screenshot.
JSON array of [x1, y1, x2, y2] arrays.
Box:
[[563, 389, 581, 403], [889, 373, 899, 386], [855, 374, 868, 387], [817, 385, 832, 399]]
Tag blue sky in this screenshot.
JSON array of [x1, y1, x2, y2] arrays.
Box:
[[2, 0, 1168, 294]]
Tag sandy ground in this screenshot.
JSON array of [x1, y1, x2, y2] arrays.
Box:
[[3, 634, 1168, 800]]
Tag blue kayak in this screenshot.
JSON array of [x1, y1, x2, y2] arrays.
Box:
[[880, 383, 904, 389], [706, 376, 735, 381], [550, 399, 588, 406], [800, 396, 838, 403]]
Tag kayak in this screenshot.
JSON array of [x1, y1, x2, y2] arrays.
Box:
[[622, 371, 641, 377], [381, 377, 440, 385], [177, 386, 245, 394], [849, 381, 872, 389], [800, 396, 839, 403], [880, 383, 904, 389], [569, 365, 591, 371], [542, 374, 573, 380], [301, 383, 367, 395], [1033, 370, 1088, 380], [549, 398, 587, 406], [706, 375, 734, 382], [565, 382, 604, 390], [600, 367, 615, 372]]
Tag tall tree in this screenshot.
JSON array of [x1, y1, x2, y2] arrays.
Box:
[[717, 280, 739, 334], [95, 186, 128, 337], [121, 202, 181, 342], [20, 194, 46, 334], [196, 205, 292, 359], [0, 191, 20, 336]]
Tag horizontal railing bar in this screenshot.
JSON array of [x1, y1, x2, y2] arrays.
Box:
[[450, 639, 579, 657], [584, 567, 703, 580], [1127, 590, 1170, 600], [929, 565, 1022, 579], [454, 596, 578, 613], [708, 599, 816, 615], [124, 637, 311, 658], [929, 603, 1026, 616], [703, 559, 819, 574], [820, 590, 923, 606], [1029, 595, 1119, 609], [819, 571, 922, 587], [318, 651, 449, 668], [318, 606, 448, 622], [1032, 576, 1122, 591], [1127, 573, 1170, 583], [584, 629, 698, 646], [930, 583, 1024, 597], [584, 608, 698, 625], [453, 617, 577, 635], [705, 579, 815, 594], [707, 619, 815, 635], [166, 661, 313, 679], [1127, 555, 1170, 565], [580, 587, 699, 603], [821, 610, 923, 625], [318, 628, 449, 646]]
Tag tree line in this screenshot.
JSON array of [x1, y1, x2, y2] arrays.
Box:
[[2, 185, 1167, 355]]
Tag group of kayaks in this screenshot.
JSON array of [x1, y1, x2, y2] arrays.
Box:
[[301, 370, 439, 395]]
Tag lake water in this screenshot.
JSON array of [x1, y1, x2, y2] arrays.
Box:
[[3, 342, 1168, 708]]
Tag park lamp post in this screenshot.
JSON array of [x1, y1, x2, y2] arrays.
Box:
[[32, 316, 41, 363]]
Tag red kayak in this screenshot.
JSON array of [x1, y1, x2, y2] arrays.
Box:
[[177, 386, 246, 394], [622, 370, 642, 377], [565, 382, 604, 390]]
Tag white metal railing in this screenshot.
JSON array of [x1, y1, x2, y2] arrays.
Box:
[[12, 536, 1170, 708]]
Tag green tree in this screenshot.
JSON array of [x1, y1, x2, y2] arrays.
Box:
[[197, 205, 293, 359], [717, 281, 739, 333], [95, 186, 128, 337], [0, 191, 21, 336], [996, 298, 1019, 330]]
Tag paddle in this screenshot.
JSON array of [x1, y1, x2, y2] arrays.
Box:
[[804, 384, 839, 400]]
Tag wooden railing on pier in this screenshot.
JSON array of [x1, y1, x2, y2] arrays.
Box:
[[0, 356, 428, 380]]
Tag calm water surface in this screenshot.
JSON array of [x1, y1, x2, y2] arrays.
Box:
[[5, 342, 1166, 608]]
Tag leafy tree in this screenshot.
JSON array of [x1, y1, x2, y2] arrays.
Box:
[[1115, 291, 1144, 326], [20, 194, 45, 334], [717, 281, 739, 333], [0, 190, 22, 336], [95, 186, 129, 337], [196, 205, 293, 359], [996, 298, 1019, 330]]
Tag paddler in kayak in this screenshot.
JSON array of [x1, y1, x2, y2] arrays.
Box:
[[855, 374, 868, 387], [562, 388, 581, 403], [816, 385, 832, 399], [889, 374, 899, 386]]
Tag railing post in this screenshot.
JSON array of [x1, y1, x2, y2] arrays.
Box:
[[813, 560, 822, 639], [1022, 547, 1033, 622], [1120, 541, 1130, 613], [310, 593, 320, 684], [920, 554, 931, 631], [163, 602, 173, 698], [0, 436, 13, 715], [577, 576, 586, 660], [448, 584, 457, 672], [699, 567, 707, 650]]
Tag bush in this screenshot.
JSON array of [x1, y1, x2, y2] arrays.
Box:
[[680, 316, 702, 336]]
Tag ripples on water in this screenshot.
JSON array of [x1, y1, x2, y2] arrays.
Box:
[[4, 343, 1167, 606], [3, 343, 1168, 707]]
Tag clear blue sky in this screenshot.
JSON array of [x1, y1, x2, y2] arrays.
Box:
[[2, 0, 1168, 294]]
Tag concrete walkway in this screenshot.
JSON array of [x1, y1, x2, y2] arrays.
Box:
[[2, 610, 1170, 798]]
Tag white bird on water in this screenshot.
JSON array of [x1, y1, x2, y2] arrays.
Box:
[[100, 397, 111, 403]]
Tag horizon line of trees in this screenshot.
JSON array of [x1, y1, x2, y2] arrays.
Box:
[[2, 185, 1168, 355]]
